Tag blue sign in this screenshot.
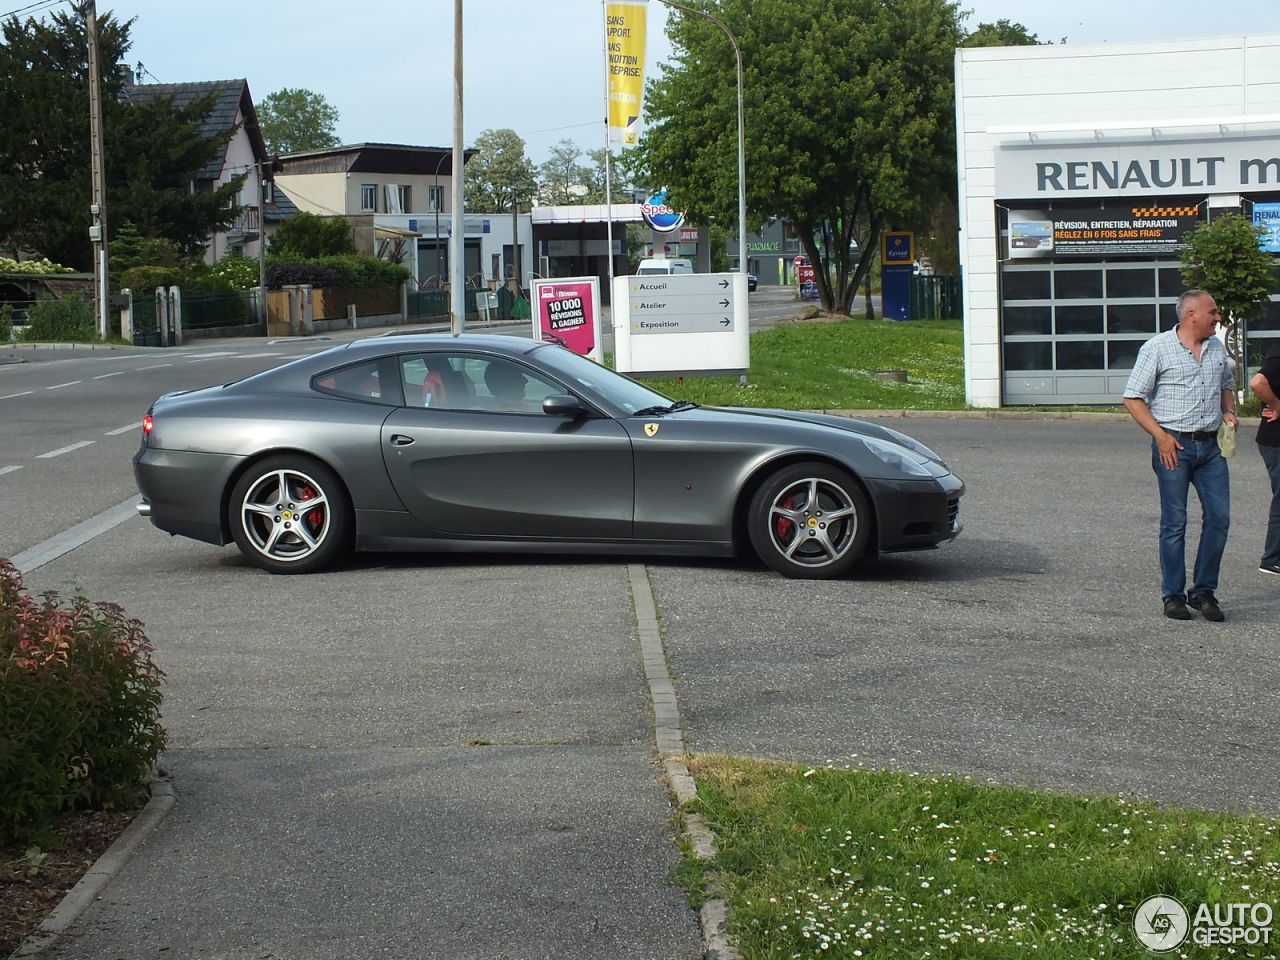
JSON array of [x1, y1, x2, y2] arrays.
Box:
[[1254, 202, 1280, 254], [641, 188, 686, 233]]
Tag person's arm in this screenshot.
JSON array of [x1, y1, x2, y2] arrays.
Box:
[[1252, 370, 1280, 422], [1252, 371, 1280, 407], [1123, 396, 1182, 468], [1221, 388, 1239, 428]]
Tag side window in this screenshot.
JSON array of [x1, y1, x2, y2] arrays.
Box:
[[400, 353, 474, 409], [473, 357, 561, 414], [312, 359, 391, 403], [400, 353, 561, 414]]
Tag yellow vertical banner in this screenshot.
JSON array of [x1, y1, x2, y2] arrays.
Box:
[[606, 0, 648, 145]]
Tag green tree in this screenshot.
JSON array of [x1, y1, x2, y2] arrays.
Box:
[[268, 211, 355, 259], [636, 0, 965, 315], [962, 17, 1043, 47], [258, 87, 340, 155], [539, 139, 590, 205], [0, 10, 242, 269], [464, 128, 538, 213], [1181, 212, 1278, 390]]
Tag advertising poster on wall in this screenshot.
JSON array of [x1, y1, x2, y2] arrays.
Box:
[[1254, 202, 1280, 254], [1007, 203, 1202, 258], [532, 277, 602, 362]]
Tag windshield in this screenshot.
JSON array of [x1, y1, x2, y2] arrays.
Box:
[[531, 344, 673, 415]]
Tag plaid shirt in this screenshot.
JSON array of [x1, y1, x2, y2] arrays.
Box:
[[1123, 326, 1233, 432]]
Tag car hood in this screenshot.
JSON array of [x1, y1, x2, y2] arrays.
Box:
[[689, 405, 950, 467]]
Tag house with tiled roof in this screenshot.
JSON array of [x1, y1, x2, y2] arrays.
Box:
[[125, 78, 297, 263]]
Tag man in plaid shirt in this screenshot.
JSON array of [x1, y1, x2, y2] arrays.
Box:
[[1123, 290, 1239, 621]]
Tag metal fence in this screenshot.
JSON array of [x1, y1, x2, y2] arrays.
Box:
[[131, 294, 160, 346], [909, 274, 963, 321], [182, 290, 255, 330], [407, 287, 526, 325]]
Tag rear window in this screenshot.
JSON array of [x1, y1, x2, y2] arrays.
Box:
[[312, 358, 398, 404]]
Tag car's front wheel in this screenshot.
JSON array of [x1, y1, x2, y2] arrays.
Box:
[[747, 462, 870, 578], [227, 455, 352, 574]]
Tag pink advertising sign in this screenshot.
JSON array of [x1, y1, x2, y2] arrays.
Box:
[[532, 277, 602, 362]]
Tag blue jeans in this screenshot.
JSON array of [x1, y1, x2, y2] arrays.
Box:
[[1152, 436, 1230, 601], [1260, 444, 1280, 567]]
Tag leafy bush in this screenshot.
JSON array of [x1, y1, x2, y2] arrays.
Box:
[[0, 304, 12, 342], [207, 251, 260, 291], [121, 266, 184, 293], [0, 257, 75, 275], [0, 559, 165, 843], [20, 295, 96, 343], [268, 212, 355, 259], [265, 261, 340, 290], [315, 255, 410, 288]]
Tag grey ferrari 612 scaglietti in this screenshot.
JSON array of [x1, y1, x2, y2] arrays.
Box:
[[134, 334, 963, 578]]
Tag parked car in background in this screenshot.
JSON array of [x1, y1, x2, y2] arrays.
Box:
[[636, 258, 694, 276], [747, 273, 758, 292]]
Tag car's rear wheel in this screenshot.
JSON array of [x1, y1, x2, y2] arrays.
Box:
[[228, 455, 351, 574], [747, 462, 870, 579]]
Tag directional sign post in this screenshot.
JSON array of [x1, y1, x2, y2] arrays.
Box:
[[612, 271, 749, 376]]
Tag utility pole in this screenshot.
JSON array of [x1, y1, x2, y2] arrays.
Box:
[[85, 0, 110, 338], [449, 0, 465, 335]]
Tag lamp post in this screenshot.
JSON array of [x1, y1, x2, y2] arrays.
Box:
[[653, 0, 746, 277]]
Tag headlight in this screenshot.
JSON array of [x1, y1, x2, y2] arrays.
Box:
[[877, 425, 942, 463], [862, 436, 934, 477]]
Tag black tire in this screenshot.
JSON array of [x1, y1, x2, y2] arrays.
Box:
[[747, 462, 870, 579], [227, 455, 352, 574]]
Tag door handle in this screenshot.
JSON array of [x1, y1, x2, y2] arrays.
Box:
[[389, 434, 415, 446]]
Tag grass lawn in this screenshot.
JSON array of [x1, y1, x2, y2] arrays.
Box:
[[686, 756, 1280, 959], [633, 317, 965, 410]]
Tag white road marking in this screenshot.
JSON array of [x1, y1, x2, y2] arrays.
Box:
[[93, 371, 125, 380], [105, 422, 141, 436], [47, 380, 82, 390], [36, 440, 94, 459], [186, 351, 239, 360], [137, 363, 172, 371], [0, 390, 33, 400], [11, 497, 139, 574], [0, 465, 21, 477], [188, 355, 240, 363]]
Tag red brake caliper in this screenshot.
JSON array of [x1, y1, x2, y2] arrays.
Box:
[[774, 494, 796, 541], [300, 485, 321, 529]]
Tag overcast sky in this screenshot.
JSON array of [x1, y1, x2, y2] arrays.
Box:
[[75, 0, 1280, 164]]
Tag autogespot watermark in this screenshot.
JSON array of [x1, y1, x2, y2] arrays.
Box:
[[1133, 895, 1274, 952]]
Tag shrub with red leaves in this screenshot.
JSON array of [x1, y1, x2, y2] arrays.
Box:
[[0, 559, 165, 843]]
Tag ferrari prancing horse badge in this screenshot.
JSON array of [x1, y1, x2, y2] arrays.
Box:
[[644, 423, 660, 437]]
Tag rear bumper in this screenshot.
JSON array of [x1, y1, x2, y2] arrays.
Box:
[[872, 472, 964, 553], [133, 446, 242, 546]]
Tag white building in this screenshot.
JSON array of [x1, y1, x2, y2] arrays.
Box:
[[955, 34, 1280, 407]]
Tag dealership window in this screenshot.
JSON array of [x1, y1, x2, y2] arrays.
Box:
[[360, 184, 377, 212]]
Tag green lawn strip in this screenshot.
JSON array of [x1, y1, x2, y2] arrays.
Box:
[[633, 318, 966, 411], [685, 756, 1280, 959]]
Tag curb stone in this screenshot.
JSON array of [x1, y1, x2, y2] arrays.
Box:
[[11, 778, 176, 959], [628, 564, 742, 960]]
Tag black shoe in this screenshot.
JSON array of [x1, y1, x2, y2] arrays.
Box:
[[1260, 562, 1280, 576], [1163, 596, 1192, 620], [1188, 593, 1225, 622]]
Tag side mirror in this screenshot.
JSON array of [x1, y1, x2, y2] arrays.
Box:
[[542, 394, 586, 417]]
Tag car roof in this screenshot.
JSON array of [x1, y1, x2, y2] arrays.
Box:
[[228, 333, 544, 394]]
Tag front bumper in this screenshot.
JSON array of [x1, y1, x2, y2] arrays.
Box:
[[872, 472, 964, 553]]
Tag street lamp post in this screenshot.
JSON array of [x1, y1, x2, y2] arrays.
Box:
[[653, 0, 746, 277]]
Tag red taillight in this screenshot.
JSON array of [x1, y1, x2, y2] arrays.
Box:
[[142, 414, 154, 435]]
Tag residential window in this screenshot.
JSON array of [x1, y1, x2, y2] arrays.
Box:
[[361, 183, 377, 212], [429, 184, 444, 213], [385, 184, 411, 214], [262, 180, 274, 203]]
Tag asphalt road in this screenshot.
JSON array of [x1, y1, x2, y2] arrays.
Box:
[[4, 319, 1277, 957]]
